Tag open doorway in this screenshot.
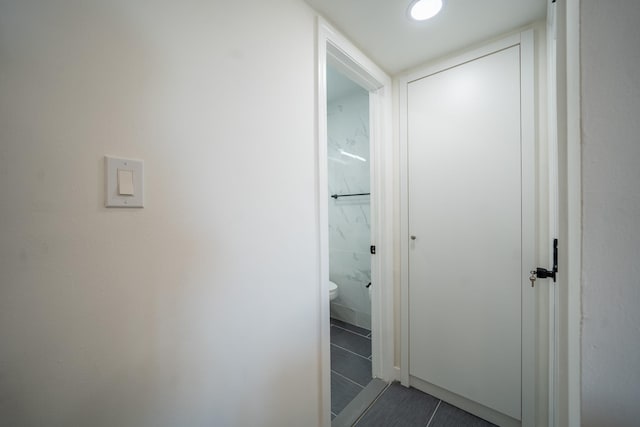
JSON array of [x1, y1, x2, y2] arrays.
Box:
[[316, 18, 393, 427], [326, 63, 374, 419]]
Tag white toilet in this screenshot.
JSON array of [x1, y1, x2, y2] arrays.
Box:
[[329, 281, 339, 301]]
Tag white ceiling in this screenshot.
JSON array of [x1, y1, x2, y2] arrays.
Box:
[[305, 0, 547, 75]]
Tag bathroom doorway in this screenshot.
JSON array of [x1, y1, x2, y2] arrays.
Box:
[[326, 64, 371, 330], [316, 18, 393, 427], [326, 63, 374, 420]]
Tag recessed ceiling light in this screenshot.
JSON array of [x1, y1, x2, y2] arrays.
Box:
[[409, 0, 443, 21]]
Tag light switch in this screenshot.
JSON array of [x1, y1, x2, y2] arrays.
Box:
[[105, 156, 144, 208], [118, 169, 134, 195]]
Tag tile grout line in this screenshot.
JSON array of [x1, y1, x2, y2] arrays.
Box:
[[330, 318, 369, 331], [329, 320, 372, 423], [331, 343, 372, 361], [425, 400, 442, 427], [331, 324, 372, 340], [331, 369, 366, 389], [352, 381, 393, 426]]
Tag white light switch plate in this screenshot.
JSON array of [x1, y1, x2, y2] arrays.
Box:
[[105, 156, 144, 208]]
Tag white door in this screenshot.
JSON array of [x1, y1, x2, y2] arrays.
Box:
[[407, 45, 533, 424]]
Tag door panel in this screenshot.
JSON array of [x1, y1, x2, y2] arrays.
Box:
[[408, 46, 524, 420]]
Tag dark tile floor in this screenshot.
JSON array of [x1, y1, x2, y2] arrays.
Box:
[[354, 383, 497, 427], [329, 319, 493, 426], [330, 318, 372, 419]]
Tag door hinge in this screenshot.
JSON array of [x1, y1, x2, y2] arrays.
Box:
[[370, 245, 376, 255]]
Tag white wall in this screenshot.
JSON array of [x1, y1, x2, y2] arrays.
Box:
[[580, 1, 640, 426], [327, 86, 371, 329], [0, 1, 320, 426]]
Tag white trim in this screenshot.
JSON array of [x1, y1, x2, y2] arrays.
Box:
[[546, 2, 559, 425], [565, 1, 582, 425], [399, 30, 537, 425], [520, 28, 536, 427], [316, 21, 331, 426], [316, 17, 394, 427], [398, 71, 410, 387], [553, 1, 582, 424]]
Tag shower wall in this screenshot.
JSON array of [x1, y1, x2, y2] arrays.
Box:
[[327, 87, 371, 329]]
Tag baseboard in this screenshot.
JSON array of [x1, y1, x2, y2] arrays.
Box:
[[410, 376, 521, 427]]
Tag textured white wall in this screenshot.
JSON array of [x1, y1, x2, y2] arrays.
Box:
[[0, 1, 320, 426], [581, 1, 640, 425]]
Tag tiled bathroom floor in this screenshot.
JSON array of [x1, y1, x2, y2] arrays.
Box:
[[330, 318, 372, 419]]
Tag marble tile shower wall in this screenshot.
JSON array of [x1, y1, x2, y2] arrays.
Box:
[[328, 89, 371, 329]]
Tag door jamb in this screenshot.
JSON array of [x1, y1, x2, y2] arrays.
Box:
[[316, 17, 393, 427], [546, 2, 559, 425], [560, 0, 582, 425]]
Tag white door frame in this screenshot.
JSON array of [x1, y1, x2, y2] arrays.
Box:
[[565, 1, 582, 423], [315, 17, 394, 427], [547, 2, 559, 425], [398, 30, 537, 426], [555, 0, 582, 425]]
